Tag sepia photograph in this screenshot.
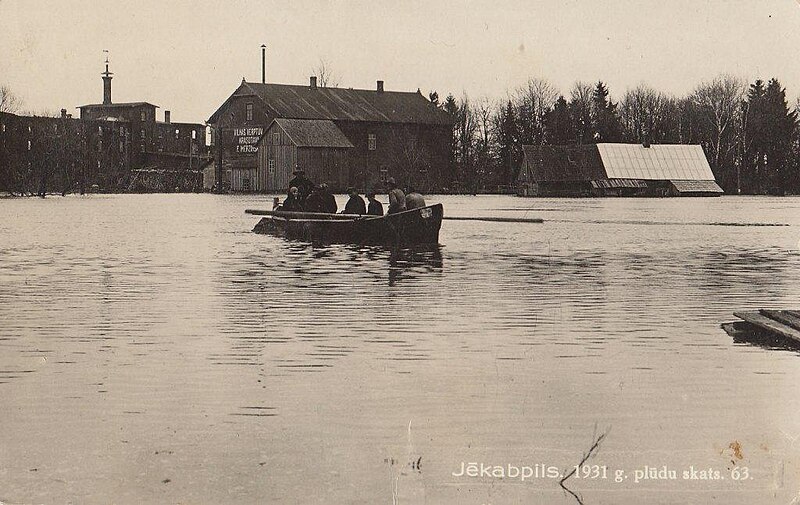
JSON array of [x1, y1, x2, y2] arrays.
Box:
[[1, 1, 800, 503]]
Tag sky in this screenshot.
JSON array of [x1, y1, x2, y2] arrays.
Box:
[[2, 0, 800, 124]]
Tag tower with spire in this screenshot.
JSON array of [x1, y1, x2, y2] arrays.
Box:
[[102, 50, 113, 105]]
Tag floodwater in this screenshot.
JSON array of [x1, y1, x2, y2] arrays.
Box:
[[1, 194, 799, 505]]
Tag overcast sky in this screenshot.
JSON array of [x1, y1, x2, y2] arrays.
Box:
[[2, 0, 800, 123]]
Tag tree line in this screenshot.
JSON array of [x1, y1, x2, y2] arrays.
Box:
[[431, 75, 800, 195]]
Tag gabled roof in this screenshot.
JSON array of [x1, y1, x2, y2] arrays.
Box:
[[597, 143, 715, 181], [521, 143, 718, 183], [77, 102, 159, 109], [208, 80, 452, 125], [269, 118, 354, 148]]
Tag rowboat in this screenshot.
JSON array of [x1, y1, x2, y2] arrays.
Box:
[[245, 204, 444, 245]]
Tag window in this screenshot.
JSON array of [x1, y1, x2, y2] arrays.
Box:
[[140, 144, 145, 153], [27, 140, 31, 151], [140, 129, 146, 140], [98, 140, 103, 152], [175, 129, 180, 140], [242, 177, 251, 191], [368, 133, 376, 151], [119, 141, 124, 153], [119, 126, 124, 135], [98, 126, 103, 135], [140, 110, 146, 121], [273, 132, 280, 145], [379, 167, 388, 182], [268, 159, 275, 174], [246, 103, 253, 121], [1, 123, 5, 133], [191, 130, 197, 140]]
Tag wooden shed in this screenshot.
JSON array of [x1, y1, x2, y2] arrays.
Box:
[[257, 118, 354, 192]]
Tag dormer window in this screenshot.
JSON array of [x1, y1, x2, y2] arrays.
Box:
[[246, 103, 254, 121]]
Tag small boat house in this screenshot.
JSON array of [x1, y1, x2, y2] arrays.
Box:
[[516, 143, 724, 197]]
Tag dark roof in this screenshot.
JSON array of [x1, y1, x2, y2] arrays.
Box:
[[77, 102, 159, 109], [269, 119, 354, 148], [520, 145, 606, 182], [208, 81, 452, 125]]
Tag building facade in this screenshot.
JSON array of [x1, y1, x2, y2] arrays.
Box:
[[207, 78, 453, 193], [516, 143, 724, 197]]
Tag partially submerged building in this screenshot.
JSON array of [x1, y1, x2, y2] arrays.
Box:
[[206, 77, 453, 193], [516, 143, 724, 197]]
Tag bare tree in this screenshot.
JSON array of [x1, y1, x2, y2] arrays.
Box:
[[619, 84, 678, 143], [569, 81, 593, 144], [311, 58, 340, 88], [514, 77, 559, 146], [690, 74, 745, 171], [0, 85, 22, 113]]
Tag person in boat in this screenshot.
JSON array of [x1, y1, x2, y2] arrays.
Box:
[[288, 170, 314, 204], [366, 190, 384, 216], [303, 184, 337, 213], [342, 187, 366, 215], [319, 183, 338, 213], [281, 186, 303, 212], [386, 177, 406, 214], [405, 186, 426, 210]]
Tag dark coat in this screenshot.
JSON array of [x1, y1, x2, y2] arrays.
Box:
[[367, 199, 384, 216], [343, 195, 367, 215], [281, 194, 303, 212], [321, 192, 337, 214]]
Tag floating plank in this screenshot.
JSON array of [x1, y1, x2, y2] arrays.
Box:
[[759, 309, 800, 332], [443, 216, 544, 224], [733, 311, 800, 344]]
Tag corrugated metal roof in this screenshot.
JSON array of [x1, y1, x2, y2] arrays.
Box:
[[597, 143, 715, 181], [669, 179, 723, 193], [271, 119, 354, 148], [210, 81, 453, 125], [590, 179, 648, 189]]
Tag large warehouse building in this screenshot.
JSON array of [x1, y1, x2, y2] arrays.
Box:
[[206, 77, 454, 193], [516, 143, 724, 197]]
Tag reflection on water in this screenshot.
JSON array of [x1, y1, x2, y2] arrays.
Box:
[[0, 194, 799, 504]]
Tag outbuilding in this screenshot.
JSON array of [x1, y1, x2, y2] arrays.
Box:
[[516, 143, 724, 197]]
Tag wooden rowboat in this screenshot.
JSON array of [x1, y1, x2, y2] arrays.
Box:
[[245, 204, 444, 245]]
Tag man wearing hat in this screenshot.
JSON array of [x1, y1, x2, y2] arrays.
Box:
[[288, 169, 314, 204], [386, 177, 406, 214], [342, 187, 366, 215], [366, 190, 384, 216]]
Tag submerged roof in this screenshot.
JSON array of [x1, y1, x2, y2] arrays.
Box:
[[597, 144, 716, 181], [521, 143, 718, 183], [208, 81, 453, 125], [670, 179, 723, 193], [269, 118, 354, 148]]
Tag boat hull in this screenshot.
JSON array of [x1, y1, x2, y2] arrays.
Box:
[[253, 204, 443, 245]]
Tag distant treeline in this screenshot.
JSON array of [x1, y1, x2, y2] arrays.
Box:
[[433, 75, 799, 195]]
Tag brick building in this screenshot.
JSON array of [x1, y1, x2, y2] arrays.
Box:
[[206, 77, 454, 193]]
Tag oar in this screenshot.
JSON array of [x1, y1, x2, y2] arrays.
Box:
[[443, 216, 544, 224], [245, 209, 378, 220]]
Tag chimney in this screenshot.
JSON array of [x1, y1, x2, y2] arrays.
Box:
[[60, 108, 67, 118], [261, 44, 266, 84], [101, 57, 113, 105], [165, 110, 171, 124], [643, 137, 651, 148], [310, 76, 317, 89], [377, 80, 384, 93]]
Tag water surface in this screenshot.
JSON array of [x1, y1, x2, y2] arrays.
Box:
[[1, 194, 799, 504]]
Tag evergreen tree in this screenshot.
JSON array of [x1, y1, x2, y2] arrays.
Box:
[[762, 79, 798, 193], [496, 100, 520, 184], [591, 81, 623, 142], [545, 96, 573, 145]]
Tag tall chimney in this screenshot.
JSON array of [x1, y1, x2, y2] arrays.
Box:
[[165, 110, 171, 124], [60, 108, 67, 119], [310, 76, 317, 89], [101, 54, 113, 105], [261, 44, 266, 84], [377, 80, 384, 93]]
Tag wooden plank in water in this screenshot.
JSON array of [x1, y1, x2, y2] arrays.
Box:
[[760, 309, 800, 332], [734, 311, 800, 344], [443, 216, 544, 224]]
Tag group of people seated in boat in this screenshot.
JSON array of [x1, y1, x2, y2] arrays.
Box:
[[274, 171, 425, 216]]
